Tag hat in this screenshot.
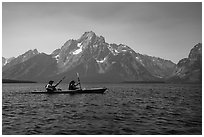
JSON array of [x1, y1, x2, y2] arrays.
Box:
[[49, 80, 54, 84], [70, 80, 75, 84]]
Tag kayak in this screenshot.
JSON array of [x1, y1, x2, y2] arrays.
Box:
[[31, 87, 107, 94]]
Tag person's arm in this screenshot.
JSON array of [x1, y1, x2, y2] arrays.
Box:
[[46, 84, 53, 90]]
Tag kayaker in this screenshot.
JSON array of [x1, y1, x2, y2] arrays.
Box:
[[69, 80, 80, 90], [45, 80, 56, 92]]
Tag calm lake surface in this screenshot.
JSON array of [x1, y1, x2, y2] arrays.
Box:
[[2, 83, 202, 135]]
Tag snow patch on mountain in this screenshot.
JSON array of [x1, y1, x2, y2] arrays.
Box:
[[121, 49, 127, 52], [96, 56, 108, 63], [93, 44, 98, 48], [136, 56, 145, 66], [3, 59, 8, 66], [107, 44, 119, 55], [53, 54, 60, 62], [77, 42, 82, 47], [95, 56, 110, 74], [73, 44, 83, 55], [155, 75, 163, 78]]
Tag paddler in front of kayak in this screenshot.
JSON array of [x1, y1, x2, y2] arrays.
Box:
[[45, 80, 56, 92], [45, 76, 66, 92]]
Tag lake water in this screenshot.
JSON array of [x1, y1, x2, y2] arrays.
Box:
[[2, 83, 202, 135]]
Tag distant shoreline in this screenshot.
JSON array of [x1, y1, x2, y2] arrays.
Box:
[[121, 81, 202, 84], [2, 79, 37, 83], [122, 81, 165, 84], [2, 79, 201, 84]]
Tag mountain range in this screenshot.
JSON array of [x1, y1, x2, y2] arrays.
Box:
[[2, 31, 202, 83]]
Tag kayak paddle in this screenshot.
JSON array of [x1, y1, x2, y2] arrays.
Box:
[[77, 73, 82, 90], [54, 76, 66, 87]]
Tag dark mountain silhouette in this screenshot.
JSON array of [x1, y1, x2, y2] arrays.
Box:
[[168, 43, 202, 83], [2, 31, 201, 83]]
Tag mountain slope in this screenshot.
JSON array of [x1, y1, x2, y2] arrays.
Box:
[[3, 49, 39, 71], [168, 43, 202, 83], [3, 53, 57, 82]]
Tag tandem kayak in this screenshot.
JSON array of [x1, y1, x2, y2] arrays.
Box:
[[31, 87, 107, 94]]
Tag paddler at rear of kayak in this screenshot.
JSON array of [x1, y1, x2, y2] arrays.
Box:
[[69, 80, 80, 90], [45, 76, 66, 92]]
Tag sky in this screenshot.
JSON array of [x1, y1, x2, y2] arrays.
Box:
[[2, 2, 202, 63]]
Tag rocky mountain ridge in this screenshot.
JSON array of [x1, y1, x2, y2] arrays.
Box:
[[3, 49, 39, 70], [168, 43, 202, 83], [2, 31, 201, 83], [2, 57, 15, 66]]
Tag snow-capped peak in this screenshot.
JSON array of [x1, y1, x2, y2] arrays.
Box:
[[78, 31, 96, 42]]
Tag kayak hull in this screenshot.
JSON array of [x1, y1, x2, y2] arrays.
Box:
[[31, 88, 107, 94]]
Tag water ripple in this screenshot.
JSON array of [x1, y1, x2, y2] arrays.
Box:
[[2, 83, 202, 135]]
